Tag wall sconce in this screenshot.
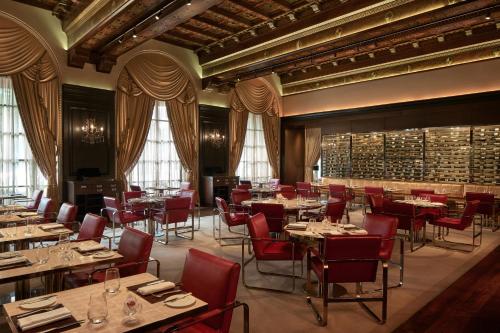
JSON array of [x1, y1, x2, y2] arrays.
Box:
[[81, 117, 104, 144], [206, 129, 225, 147]]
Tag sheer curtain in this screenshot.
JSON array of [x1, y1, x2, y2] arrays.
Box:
[[127, 101, 183, 188], [0, 76, 46, 196], [236, 112, 272, 183]]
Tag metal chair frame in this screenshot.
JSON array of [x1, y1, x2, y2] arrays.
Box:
[[212, 206, 248, 247], [431, 215, 482, 252]]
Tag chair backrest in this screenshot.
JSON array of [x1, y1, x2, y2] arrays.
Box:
[[56, 203, 78, 228], [277, 185, 296, 199], [363, 214, 398, 260], [268, 178, 280, 189], [181, 249, 240, 333], [27, 189, 44, 210], [36, 198, 55, 221], [324, 200, 346, 223], [236, 184, 252, 190], [129, 184, 142, 192], [247, 213, 272, 259], [103, 196, 123, 224], [323, 236, 381, 284], [458, 200, 480, 229], [117, 227, 153, 277], [465, 192, 495, 216], [179, 182, 192, 191], [296, 182, 312, 197], [77, 213, 106, 242], [365, 186, 384, 195], [328, 184, 346, 200], [163, 197, 191, 223], [179, 189, 197, 210], [428, 194, 448, 204], [240, 180, 252, 186], [382, 200, 415, 231], [215, 197, 231, 226], [231, 189, 251, 207], [251, 203, 285, 233], [410, 189, 435, 197], [367, 193, 385, 214]]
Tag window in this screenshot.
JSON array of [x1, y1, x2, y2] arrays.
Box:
[[0, 76, 46, 196], [128, 101, 183, 188], [236, 112, 272, 183]]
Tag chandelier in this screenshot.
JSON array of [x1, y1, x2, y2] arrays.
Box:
[[206, 129, 225, 147], [81, 118, 104, 144]]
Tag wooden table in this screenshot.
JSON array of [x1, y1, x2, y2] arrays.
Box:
[[127, 197, 168, 236], [0, 205, 28, 214], [0, 240, 123, 299], [0, 195, 26, 205], [241, 198, 323, 212], [146, 187, 179, 196], [3, 273, 208, 333], [248, 187, 276, 199], [0, 224, 72, 251]]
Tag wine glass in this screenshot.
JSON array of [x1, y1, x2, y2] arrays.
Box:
[[88, 293, 108, 325], [104, 268, 120, 294], [122, 293, 142, 325], [35, 244, 49, 264]]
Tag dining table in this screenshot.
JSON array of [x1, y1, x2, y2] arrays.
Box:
[[0, 194, 26, 205], [241, 198, 324, 221], [0, 224, 73, 251], [248, 186, 277, 200], [127, 196, 169, 237], [0, 240, 123, 299], [146, 187, 180, 196], [3, 272, 208, 333], [0, 205, 29, 214]]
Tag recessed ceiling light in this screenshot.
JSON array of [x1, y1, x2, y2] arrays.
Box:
[[132, 30, 137, 38], [155, 13, 160, 20], [485, 12, 491, 20]]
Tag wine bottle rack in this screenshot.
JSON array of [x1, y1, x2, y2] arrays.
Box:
[[471, 126, 500, 184], [321, 134, 351, 178], [385, 129, 424, 180], [351, 133, 384, 179]]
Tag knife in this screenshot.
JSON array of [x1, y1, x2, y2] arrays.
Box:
[[38, 319, 85, 333], [145, 279, 164, 286], [20, 295, 56, 305]]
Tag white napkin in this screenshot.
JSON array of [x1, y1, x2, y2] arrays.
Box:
[[343, 224, 357, 228], [18, 307, 72, 331], [77, 243, 105, 252], [0, 256, 27, 267], [39, 223, 63, 231], [276, 194, 285, 200], [137, 281, 176, 295], [348, 229, 368, 235], [286, 223, 307, 230]]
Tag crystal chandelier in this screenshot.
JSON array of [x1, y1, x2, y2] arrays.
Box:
[[206, 129, 225, 147], [81, 118, 104, 144]]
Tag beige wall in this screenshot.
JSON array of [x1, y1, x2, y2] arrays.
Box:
[[283, 58, 500, 117], [0, 0, 229, 107]]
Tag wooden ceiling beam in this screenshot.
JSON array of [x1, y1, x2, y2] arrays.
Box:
[[176, 25, 221, 41], [271, 0, 292, 12], [226, 0, 270, 21], [165, 31, 208, 47], [207, 7, 252, 28], [156, 35, 198, 49], [190, 17, 236, 35]]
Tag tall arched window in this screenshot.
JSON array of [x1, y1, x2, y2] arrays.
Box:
[[0, 76, 46, 196], [236, 112, 272, 183], [127, 101, 183, 188]]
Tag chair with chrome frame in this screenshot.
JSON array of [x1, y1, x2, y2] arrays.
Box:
[[328, 184, 354, 209], [55, 203, 78, 230], [250, 202, 286, 235], [102, 196, 145, 244], [213, 197, 248, 247], [364, 187, 384, 214], [75, 213, 108, 246], [306, 236, 387, 326], [296, 182, 320, 199], [277, 185, 296, 200], [363, 213, 403, 288], [153, 197, 193, 244], [306, 199, 346, 223], [179, 189, 200, 230], [366, 193, 385, 215], [129, 184, 142, 192], [36, 197, 56, 223], [231, 189, 252, 212], [159, 248, 248, 333], [14, 189, 43, 211], [465, 192, 496, 231], [382, 200, 426, 252], [242, 213, 306, 293], [236, 184, 252, 190], [429, 200, 481, 252], [123, 191, 147, 218]]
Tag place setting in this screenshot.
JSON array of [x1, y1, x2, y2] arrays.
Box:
[[72, 242, 114, 259], [126, 279, 191, 306], [0, 252, 32, 271]]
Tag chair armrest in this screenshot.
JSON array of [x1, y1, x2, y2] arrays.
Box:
[[307, 246, 321, 257]]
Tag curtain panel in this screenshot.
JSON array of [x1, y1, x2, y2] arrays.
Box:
[[229, 80, 281, 178], [304, 128, 321, 182], [116, 54, 199, 193], [0, 21, 60, 202]]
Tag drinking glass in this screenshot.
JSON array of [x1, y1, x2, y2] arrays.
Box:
[[87, 293, 108, 325], [58, 233, 70, 250], [24, 218, 34, 237], [6, 222, 17, 238], [35, 244, 49, 264], [122, 293, 142, 325], [104, 268, 120, 294]]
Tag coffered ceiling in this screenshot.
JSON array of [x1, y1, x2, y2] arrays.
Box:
[[13, 0, 500, 95]]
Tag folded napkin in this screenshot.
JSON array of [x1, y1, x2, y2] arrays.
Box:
[[286, 223, 307, 230], [137, 281, 176, 295], [348, 229, 368, 235], [343, 224, 357, 229], [276, 194, 285, 200], [0, 252, 20, 259], [0, 256, 27, 267], [77, 243, 105, 252], [18, 307, 72, 331], [39, 223, 63, 231]]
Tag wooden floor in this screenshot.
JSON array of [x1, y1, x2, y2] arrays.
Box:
[[393, 245, 500, 333]]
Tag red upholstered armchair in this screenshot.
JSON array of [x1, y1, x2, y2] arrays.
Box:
[[367, 194, 385, 215], [236, 184, 252, 190], [410, 189, 435, 197], [102, 196, 145, 244], [277, 185, 296, 199], [129, 184, 142, 192], [76, 213, 107, 245], [36, 198, 56, 223], [251, 202, 286, 234], [153, 197, 193, 244], [430, 200, 481, 252], [230, 189, 252, 213], [364, 187, 384, 214], [160, 249, 249, 333], [213, 197, 248, 247], [296, 182, 320, 199], [465, 192, 496, 231], [418, 194, 448, 223], [243, 213, 306, 292], [123, 191, 147, 218], [363, 213, 403, 288], [15, 189, 43, 211], [56, 203, 78, 230], [179, 189, 200, 230], [306, 236, 387, 326], [382, 200, 426, 251]]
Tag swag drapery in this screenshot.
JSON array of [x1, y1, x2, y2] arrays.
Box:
[[304, 128, 321, 182], [116, 53, 198, 192], [0, 21, 60, 202], [229, 80, 281, 178]]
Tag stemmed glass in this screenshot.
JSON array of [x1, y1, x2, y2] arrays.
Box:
[[122, 293, 142, 325], [35, 243, 49, 264], [104, 268, 120, 294], [88, 293, 108, 325]]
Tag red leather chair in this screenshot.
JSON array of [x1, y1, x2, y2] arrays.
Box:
[[268, 178, 280, 189], [465, 192, 496, 231], [15, 189, 43, 211], [231, 189, 252, 212], [179, 189, 200, 229], [324, 199, 347, 223], [296, 182, 320, 199], [159, 249, 248, 333], [364, 187, 384, 214], [36, 198, 56, 223], [382, 200, 426, 251], [363, 213, 403, 288], [102, 196, 145, 243], [123, 191, 147, 218], [153, 197, 193, 244], [251, 202, 286, 234], [56, 203, 78, 230], [367, 194, 385, 215], [179, 181, 191, 191], [410, 189, 435, 197], [419, 194, 448, 223], [243, 213, 306, 292], [76, 213, 107, 244], [277, 185, 296, 199], [129, 184, 142, 192], [430, 200, 481, 252], [236, 184, 252, 190], [213, 197, 248, 246], [328, 184, 349, 200], [306, 236, 387, 326]]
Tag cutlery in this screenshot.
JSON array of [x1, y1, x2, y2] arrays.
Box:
[[38, 319, 85, 333], [152, 289, 181, 298], [16, 305, 60, 319], [164, 292, 192, 303], [20, 295, 56, 305], [145, 279, 164, 286]]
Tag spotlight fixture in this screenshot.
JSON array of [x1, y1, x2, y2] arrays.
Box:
[[437, 35, 445, 42], [267, 21, 276, 29], [368, 52, 375, 58], [187, 0, 191, 5], [389, 47, 396, 54], [218, 41, 224, 48], [310, 4, 320, 13], [412, 41, 419, 48], [465, 29, 472, 36], [485, 12, 491, 20], [332, 61, 338, 66], [132, 30, 137, 38], [287, 13, 296, 22], [118, 38, 123, 44], [155, 12, 161, 20], [233, 36, 240, 43], [248, 29, 257, 37]]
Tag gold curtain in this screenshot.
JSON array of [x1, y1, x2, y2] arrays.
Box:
[[230, 79, 281, 178], [0, 20, 60, 202], [116, 53, 198, 192], [228, 105, 248, 176], [304, 128, 321, 182]]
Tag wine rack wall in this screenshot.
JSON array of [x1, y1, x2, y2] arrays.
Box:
[[321, 125, 500, 184]]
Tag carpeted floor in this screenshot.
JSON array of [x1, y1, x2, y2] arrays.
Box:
[[1, 207, 499, 333]]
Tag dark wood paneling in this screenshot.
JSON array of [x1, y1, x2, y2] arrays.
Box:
[[280, 127, 305, 185], [62, 84, 115, 200]]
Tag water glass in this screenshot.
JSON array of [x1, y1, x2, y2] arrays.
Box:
[[24, 218, 34, 237], [104, 268, 120, 294], [6, 223, 17, 238], [35, 245, 49, 264], [88, 293, 108, 324], [122, 293, 142, 324]]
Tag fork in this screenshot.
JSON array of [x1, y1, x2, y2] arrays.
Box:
[[151, 289, 180, 298], [164, 292, 192, 303]]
